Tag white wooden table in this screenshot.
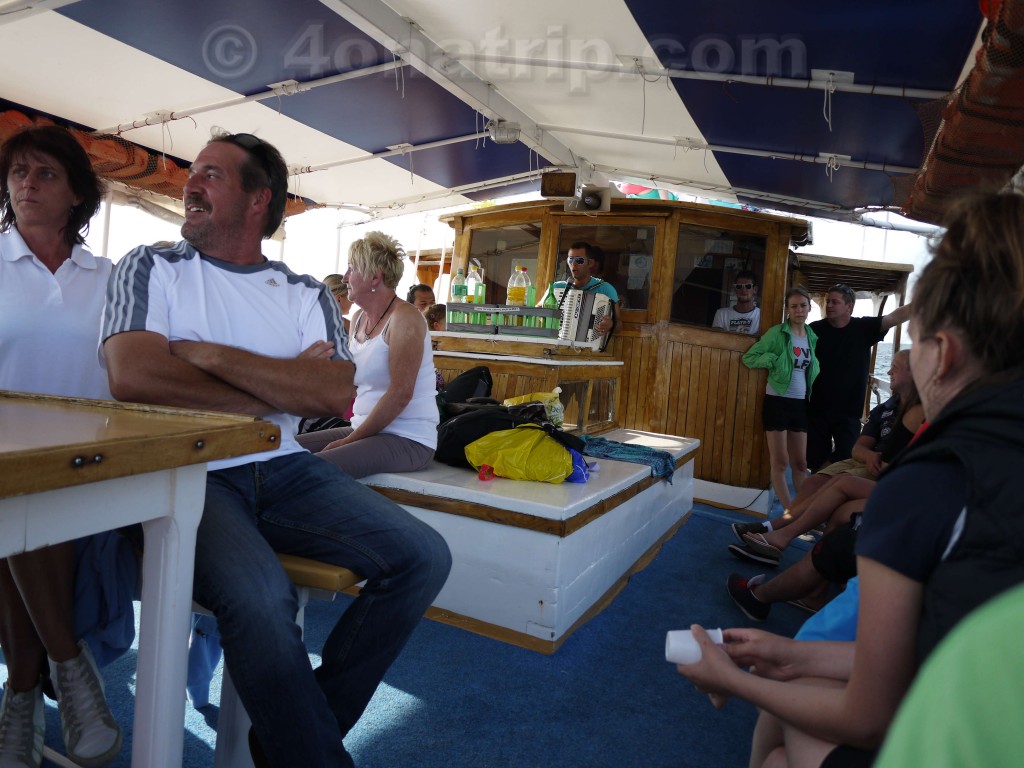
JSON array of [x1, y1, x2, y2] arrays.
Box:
[[0, 391, 279, 768]]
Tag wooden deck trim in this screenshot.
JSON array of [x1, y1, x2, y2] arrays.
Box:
[[368, 451, 697, 539]]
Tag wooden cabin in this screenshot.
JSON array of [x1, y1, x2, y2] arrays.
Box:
[[429, 197, 815, 498], [428, 197, 912, 502]]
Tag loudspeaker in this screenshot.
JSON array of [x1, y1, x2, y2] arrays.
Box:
[[564, 184, 611, 212], [540, 171, 578, 199]]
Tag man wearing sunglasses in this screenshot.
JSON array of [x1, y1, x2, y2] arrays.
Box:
[[551, 242, 619, 335], [101, 132, 451, 768], [807, 283, 911, 471], [712, 269, 761, 334]]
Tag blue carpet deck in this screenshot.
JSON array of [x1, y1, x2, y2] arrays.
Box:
[[5, 504, 815, 768]]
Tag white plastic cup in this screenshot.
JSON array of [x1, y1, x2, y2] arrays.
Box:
[[665, 628, 724, 665]]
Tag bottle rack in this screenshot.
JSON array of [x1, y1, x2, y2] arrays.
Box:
[[445, 303, 560, 337]]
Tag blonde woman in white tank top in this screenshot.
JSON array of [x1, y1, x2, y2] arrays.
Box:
[[297, 232, 438, 478]]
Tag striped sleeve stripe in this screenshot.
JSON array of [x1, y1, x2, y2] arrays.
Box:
[[103, 245, 153, 337], [272, 262, 354, 365], [103, 242, 192, 338]]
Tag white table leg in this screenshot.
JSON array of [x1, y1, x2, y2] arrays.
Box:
[[132, 464, 206, 768]]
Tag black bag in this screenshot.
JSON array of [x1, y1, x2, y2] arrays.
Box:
[[437, 365, 495, 423], [435, 407, 520, 468], [441, 365, 492, 404], [443, 399, 503, 418], [298, 416, 351, 434], [434, 402, 584, 468]]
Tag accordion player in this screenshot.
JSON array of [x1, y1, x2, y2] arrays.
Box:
[[554, 286, 614, 348]]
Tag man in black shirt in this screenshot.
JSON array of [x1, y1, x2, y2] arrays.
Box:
[[807, 284, 910, 470]]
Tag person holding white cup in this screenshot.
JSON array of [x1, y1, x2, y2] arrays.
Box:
[[665, 627, 724, 665]]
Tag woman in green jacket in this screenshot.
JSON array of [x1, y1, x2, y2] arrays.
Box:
[[742, 286, 819, 510]]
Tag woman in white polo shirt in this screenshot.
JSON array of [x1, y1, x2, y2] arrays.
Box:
[[0, 125, 122, 768]]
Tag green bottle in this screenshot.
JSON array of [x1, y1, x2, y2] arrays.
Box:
[[543, 282, 560, 330]]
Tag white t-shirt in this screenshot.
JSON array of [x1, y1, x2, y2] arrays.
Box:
[[102, 241, 350, 470], [349, 314, 439, 449], [712, 305, 761, 335], [0, 229, 111, 399], [766, 332, 811, 399]]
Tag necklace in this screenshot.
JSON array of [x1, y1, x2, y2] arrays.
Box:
[[362, 294, 398, 338]]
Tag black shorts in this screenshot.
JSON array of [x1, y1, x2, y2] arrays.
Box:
[[821, 745, 877, 768], [811, 518, 859, 583], [762, 395, 808, 432]]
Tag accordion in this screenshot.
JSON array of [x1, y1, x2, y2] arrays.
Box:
[[554, 287, 612, 346]]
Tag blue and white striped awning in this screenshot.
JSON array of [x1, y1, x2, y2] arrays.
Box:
[[0, 0, 990, 221]]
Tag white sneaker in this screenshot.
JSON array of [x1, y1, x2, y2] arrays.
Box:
[[49, 641, 122, 767], [0, 681, 43, 768]]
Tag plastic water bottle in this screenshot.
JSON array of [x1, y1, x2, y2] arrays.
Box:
[[449, 269, 467, 324], [506, 267, 527, 327], [450, 268, 467, 302], [466, 266, 483, 305], [506, 268, 527, 306], [466, 266, 484, 323]]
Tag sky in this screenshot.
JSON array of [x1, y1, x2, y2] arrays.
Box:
[[792, 215, 932, 343], [87, 202, 182, 263]]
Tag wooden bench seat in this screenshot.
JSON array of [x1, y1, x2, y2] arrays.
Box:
[[276, 552, 361, 595]]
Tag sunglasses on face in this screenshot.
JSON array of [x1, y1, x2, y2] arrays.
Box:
[[734, 283, 754, 290], [567, 256, 588, 265]]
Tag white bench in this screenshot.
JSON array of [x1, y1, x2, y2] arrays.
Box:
[[361, 428, 700, 652]]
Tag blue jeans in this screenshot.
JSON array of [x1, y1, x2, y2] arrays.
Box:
[[193, 453, 451, 767]]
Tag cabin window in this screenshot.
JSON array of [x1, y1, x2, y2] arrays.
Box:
[[586, 378, 617, 430], [465, 222, 543, 303], [560, 380, 589, 431], [555, 224, 656, 310], [670, 224, 767, 333]]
